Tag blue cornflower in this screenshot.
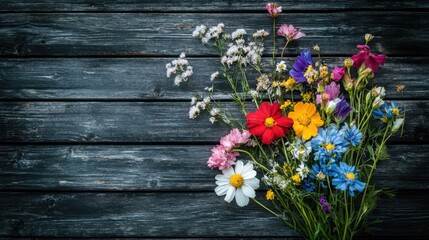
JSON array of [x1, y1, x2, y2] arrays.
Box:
[[373, 101, 400, 124], [331, 162, 366, 197], [289, 49, 315, 83], [341, 123, 362, 147], [302, 180, 316, 192], [311, 126, 348, 163]]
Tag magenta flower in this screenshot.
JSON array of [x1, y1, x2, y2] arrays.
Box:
[[266, 3, 282, 17], [277, 24, 306, 41], [351, 45, 387, 72], [316, 82, 340, 105], [332, 66, 346, 82]]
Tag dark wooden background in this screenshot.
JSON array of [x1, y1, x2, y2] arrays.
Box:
[[0, 0, 428, 238]]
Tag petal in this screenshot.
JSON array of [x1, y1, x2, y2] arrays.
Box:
[[293, 123, 304, 135], [311, 115, 324, 126], [224, 186, 236, 203], [306, 103, 316, 116], [244, 178, 260, 189], [235, 188, 250, 207], [242, 162, 254, 174], [242, 170, 257, 180], [302, 126, 313, 140], [287, 111, 297, 119], [276, 116, 294, 128], [235, 160, 244, 175], [272, 125, 285, 139], [215, 184, 230, 196], [249, 125, 266, 136], [215, 174, 229, 181], [241, 184, 256, 198], [258, 102, 272, 117], [222, 167, 235, 178], [262, 128, 274, 144]]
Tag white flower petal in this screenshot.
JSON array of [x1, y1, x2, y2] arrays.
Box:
[[242, 162, 254, 174], [224, 186, 236, 203], [242, 170, 257, 180], [235, 160, 244, 174], [216, 180, 230, 186], [215, 174, 229, 181], [222, 167, 235, 177], [235, 188, 250, 207], [244, 178, 260, 189], [215, 184, 230, 196], [241, 184, 256, 198]]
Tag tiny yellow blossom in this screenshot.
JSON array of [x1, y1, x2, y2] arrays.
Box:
[[291, 174, 302, 185], [396, 84, 405, 93], [301, 92, 312, 102], [272, 81, 280, 87], [280, 100, 292, 110], [266, 189, 275, 200]]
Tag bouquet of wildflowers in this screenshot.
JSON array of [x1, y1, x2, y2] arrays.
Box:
[[166, 2, 405, 239]]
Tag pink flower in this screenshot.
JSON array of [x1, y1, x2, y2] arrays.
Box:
[[277, 24, 306, 41], [316, 82, 340, 105], [266, 3, 282, 18], [220, 129, 251, 151], [207, 128, 251, 170], [332, 66, 346, 82], [207, 145, 239, 170], [351, 45, 387, 72]]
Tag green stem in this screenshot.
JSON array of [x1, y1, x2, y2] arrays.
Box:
[[280, 39, 290, 60]]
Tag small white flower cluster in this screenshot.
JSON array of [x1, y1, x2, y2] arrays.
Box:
[[166, 52, 193, 86], [256, 74, 272, 92], [220, 29, 265, 68], [210, 71, 219, 81], [252, 29, 269, 39], [263, 174, 290, 191], [189, 96, 211, 119], [289, 138, 312, 161], [193, 23, 225, 44], [209, 108, 220, 124]]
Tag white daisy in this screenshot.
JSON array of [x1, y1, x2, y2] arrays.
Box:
[[297, 162, 309, 179], [276, 61, 287, 72], [214, 160, 260, 207]]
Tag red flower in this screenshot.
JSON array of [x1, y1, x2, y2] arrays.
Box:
[[246, 102, 293, 144], [351, 45, 387, 72]]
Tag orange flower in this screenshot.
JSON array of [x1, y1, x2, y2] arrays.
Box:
[[288, 102, 324, 140]]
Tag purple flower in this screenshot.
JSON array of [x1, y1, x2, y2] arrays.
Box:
[[289, 50, 315, 83], [319, 196, 332, 213], [332, 66, 346, 82], [316, 82, 340, 105], [334, 97, 352, 122]]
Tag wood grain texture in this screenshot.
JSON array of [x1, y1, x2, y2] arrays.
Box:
[[0, 57, 427, 100], [0, 191, 428, 237], [0, 144, 427, 191], [0, 12, 428, 56], [0, 101, 427, 143], [1, 0, 428, 12]]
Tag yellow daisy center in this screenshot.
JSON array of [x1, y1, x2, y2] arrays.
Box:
[[264, 117, 276, 128], [297, 114, 311, 126], [325, 143, 335, 151], [392, 108, 399, 116], [230, 174, 244, 188], [345, 173, 355, 180]]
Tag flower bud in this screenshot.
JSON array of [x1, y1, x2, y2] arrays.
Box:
[[344, 58, 354, 68], [342, 72, 354, 91], [313, 45, 320, 52], [372, 96, 384, 109], [325, 98, 341, 115], [365, 34, 374, 43], [371, 86, 386, 98], [365, 91, 372, 104], [391, 118, 404, 133]]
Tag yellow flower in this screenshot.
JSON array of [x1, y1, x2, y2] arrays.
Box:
[[301, 92, 312, 102], [281, 77, 296, 91], [280, 100, 292, 110], [288, 102, 324, 140], [291, 174, 301, 185], [266, 189, 275, 200]]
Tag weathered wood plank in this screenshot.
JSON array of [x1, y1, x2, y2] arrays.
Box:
[[0, 144, 426, 191], [0, 101, 426, 143], [0, 57, 426, 100], [2, 0, 429, 12], [0, 191, 427, 237], [0, 12, 428, 56]]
